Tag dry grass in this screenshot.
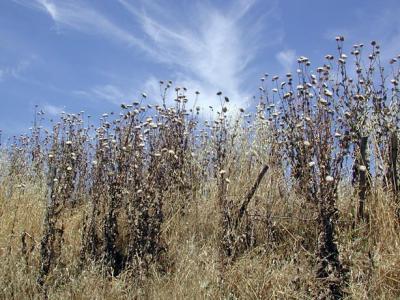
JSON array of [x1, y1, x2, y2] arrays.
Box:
[[0, 37, 400, 299], [1, 171, 400, 299]]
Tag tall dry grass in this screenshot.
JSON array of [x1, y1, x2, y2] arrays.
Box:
[[0, 37, 399, 299]]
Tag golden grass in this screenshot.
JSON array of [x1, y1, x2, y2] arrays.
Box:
[[1, 170, 399, 299]]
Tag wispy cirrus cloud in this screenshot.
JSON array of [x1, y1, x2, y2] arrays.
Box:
[[118, 0, 283, 109], [15, 0, 284, 110], [90, 84, 128, 104], [74, 84, 138, 105], [276, 49, 296, 73], [13, 0, 157, 56], [0, 58, 32, 82], [43, 103, 65, 116]]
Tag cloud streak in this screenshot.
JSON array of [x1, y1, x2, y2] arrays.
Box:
[[73, 84, 139, 105], [0, 58, 32, 82], [119, 0, 283, 109], [15, 0, 283, 109], [276, 49, 296, 73], [14, 0, 157, 56], [43, 103, 65, 116]]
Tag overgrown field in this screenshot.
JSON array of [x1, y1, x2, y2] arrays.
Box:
[[1, 38, 400, 299]]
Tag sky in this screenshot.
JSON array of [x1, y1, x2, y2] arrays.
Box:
[[1, 0, 400, 137]]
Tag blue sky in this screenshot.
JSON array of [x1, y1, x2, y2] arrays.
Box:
[[1, 0, 399, 136]]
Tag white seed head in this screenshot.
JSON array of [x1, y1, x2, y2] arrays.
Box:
[[319, 98, 328, 105], [324, 89, 333, 97], [284, 92, 291, 99], [326, 175, 334, 182]]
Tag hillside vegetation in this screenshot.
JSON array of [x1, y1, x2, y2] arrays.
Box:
[[0, 37, 399, 299]]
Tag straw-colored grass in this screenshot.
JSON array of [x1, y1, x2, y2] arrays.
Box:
[[1, 169, 399, 299]]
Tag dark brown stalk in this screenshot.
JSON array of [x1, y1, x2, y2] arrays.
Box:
[[237, 164, 269, 222]]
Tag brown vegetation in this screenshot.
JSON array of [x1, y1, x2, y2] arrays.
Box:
[[0, 37, 399, 299]]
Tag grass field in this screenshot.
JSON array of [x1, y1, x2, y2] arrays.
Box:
[[0, 38, 400, 299]]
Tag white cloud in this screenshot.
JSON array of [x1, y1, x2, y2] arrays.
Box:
[[119, 0, 282, 110], [143, 77, 163, 100], [74, 84, 138, 105], [91, 84, 126, 104], [0, 59, 32, 82], [43, 103, 65, 116], [16, 0, 284, 110], [38, 0, 58, 20], [15, 0, 156, 56], [276, 49, 296, 73]]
